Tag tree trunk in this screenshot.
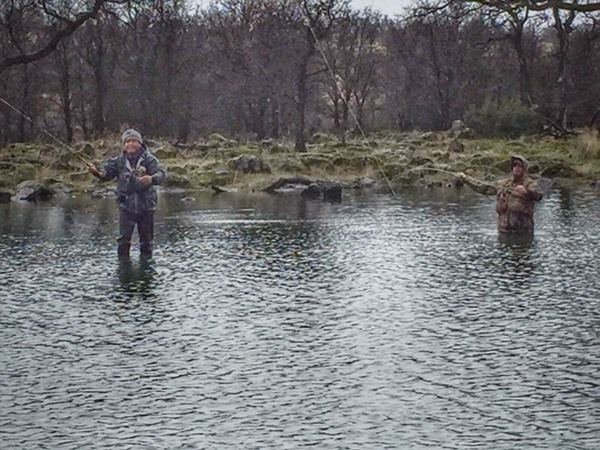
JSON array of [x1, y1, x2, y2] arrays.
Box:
[[18, 66, 31, 142], [294, 28, 316, 153], [512, 26, 533, 105], [56, 44, 74, 143], [553, 6, 575, 129], [92, 61, 106, 136], [294, 55, 309, 152]]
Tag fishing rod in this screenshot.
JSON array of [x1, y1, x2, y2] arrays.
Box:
[[414, 166, 464, 177], [305, 20, 397, 197], [419, 165, 555, 196], [0, 96, 91, 166]]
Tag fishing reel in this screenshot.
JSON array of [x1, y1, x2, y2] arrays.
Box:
[[130, 166, 148, 191], [132, 166, 146, 178]]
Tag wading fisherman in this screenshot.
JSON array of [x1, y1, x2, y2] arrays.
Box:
[[88, 129, 166, 257], [460, 155, 543, 234]]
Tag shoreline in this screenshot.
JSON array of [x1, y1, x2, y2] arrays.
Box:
[[1, 130, 599, 201]]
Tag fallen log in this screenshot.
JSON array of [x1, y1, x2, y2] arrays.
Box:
[[262, 176, 313, 193]]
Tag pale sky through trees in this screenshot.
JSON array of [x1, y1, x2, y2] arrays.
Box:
[[351, 0, 414, 16], [192, 1, 415, 17]]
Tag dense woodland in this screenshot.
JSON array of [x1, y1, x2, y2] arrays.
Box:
[[2, 0, 600, 151]]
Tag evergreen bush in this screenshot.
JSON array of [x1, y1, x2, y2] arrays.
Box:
[[465, 97, 543, 138]]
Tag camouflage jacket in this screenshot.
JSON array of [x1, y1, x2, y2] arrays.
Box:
[[99, 145, 166, 214], [462, 174, 543, 234], [494, 176, 543, 234]]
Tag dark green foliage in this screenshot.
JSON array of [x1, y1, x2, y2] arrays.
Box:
[[465, 97, 544, 138]]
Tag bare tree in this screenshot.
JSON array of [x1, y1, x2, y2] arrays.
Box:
[[551, 5, 577, 130], [53, 40, 75, 143], [274, 0, 349, 152], [0, 0, 131, 74], [323, 9, 382, 139]]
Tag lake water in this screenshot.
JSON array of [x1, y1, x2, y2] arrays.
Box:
[[1, 187, 600, 449]]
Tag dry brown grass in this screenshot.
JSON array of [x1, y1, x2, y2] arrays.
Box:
[[573, 129, 600, 161]]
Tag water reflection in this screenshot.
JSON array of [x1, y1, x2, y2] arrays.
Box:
[[115, 256, 157, 300], [496, 234, 537, 285], [497, 232, 534, 248]]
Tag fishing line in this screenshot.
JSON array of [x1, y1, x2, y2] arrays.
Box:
[[0, 96, 91, 166], [304, 14, 397, 196]]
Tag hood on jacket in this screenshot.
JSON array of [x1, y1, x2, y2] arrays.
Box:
[[510, 154, 529, 170]]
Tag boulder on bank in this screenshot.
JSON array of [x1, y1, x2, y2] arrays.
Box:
[[153, 145, 179, 160], [164, 173, 191, 188], [229, 154, 271, 174], [448, 120, 474, 139], [263, 176, 343, 202], [297, 181, 343, 202], [16, 180, 53, 201], [448, 138, 465, 153]]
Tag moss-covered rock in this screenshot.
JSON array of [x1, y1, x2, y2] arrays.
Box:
[[299, 153, 334, 169], [14, 164, 38, 183], [2, 131, 600, 193], [331, 155, 371, 170], [309, 132, 336, 145], [154, 145, 179, 160], [228, 154, 271, 173], [275, 157, 306, 173], [195, 170, 235, 187], [538, 159, 579, 178], [164, 173, 191, 188]]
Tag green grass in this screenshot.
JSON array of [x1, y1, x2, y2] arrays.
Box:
[[2, 130, 599, 192]]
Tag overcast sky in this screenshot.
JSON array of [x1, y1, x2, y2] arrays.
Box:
[[351, 0, 414, 16], [193, 1, 415, 17]]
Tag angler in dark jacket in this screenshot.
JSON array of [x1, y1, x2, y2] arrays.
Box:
[[88, 128, 166, 257]]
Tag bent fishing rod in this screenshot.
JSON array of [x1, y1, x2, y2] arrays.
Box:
[[0, 96, 91, 166]]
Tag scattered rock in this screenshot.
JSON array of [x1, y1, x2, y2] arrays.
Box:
[[309, 132, 334, 144], [301, 183, 322, 199], [154, 146, 179, 160], [0, 190, 13, 203], [276, 157, 306, 173], [419, 131, 437, 141], [322, 184, 342, 202], [164, 174, 191, 188], [448, 138, 465, 153], [539, 160, 578, 178], [356, 177, 377, 188], [211, 185, 238, 194], [211, 167, 231, 176], [229, 154, 271, 174], [448, 120, 474, 138], [16, 180, 53, 201], [208, 133, 232, 143], [91, 187, 115, 199], [300, 182, 342, 202]]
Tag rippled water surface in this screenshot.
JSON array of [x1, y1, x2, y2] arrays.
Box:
[[1, 187, 600, 449]]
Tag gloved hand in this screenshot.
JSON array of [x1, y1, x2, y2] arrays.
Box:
[[138, 175, 153, 187], [88, 164, 102, 178]]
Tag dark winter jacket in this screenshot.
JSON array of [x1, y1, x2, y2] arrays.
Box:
[[99, 145, 166, 214]]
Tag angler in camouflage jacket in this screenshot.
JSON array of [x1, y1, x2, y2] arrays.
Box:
[[460, 155, 543, 234], [89, 129, 166, 257]]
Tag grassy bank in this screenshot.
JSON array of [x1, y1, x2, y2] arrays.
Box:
[[1, 130, 600, 194]]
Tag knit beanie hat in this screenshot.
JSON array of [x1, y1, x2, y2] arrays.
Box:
[[121, 128, 143, 144]]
